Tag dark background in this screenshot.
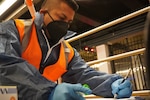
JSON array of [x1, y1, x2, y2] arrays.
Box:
[[0, 0, 149, 34]]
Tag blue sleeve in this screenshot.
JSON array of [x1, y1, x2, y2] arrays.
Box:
[[62, 48, 122, 97], [0, 20, 56, 100]]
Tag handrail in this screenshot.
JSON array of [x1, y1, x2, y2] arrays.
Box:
[[84, 90, 150, 98], [87, 48, 145, 65], [5, 0, 41, 20], [5, 4, 27, 20], [67, 6, 150, 43]]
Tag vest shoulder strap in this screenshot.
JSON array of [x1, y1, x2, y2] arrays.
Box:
[[63, 40, 74, 64], [15, 19, 33, 52]]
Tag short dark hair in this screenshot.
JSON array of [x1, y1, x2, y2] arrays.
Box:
[[41, 0, 79, 12], [64, 0, 79, 11]]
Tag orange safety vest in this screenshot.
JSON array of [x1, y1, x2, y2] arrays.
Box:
[[15, 19, 74, 82]]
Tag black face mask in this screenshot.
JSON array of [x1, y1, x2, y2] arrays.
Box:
[[45, 12, 69, 44]]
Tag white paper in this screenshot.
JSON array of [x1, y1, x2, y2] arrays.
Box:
[[86, 97, 136, 100]]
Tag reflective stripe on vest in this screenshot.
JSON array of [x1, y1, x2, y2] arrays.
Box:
[[15, 19, 42, 69], [15, 19, 74, 82]]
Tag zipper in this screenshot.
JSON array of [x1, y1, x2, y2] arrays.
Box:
[[41, 29, 64, 63]]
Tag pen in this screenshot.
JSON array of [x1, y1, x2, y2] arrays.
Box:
[[114, 68, 132, 99]]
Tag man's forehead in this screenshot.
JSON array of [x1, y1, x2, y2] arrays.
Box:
[[59, 2, 75, 19]]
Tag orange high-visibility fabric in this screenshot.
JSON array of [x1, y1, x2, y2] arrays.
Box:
[[15, 19, 42, 69], [15, 19, 74, 82], [43, 43, 67, 82], [64, 41, 74, 62], [15, 19, 25, 43]]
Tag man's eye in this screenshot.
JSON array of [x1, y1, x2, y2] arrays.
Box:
[[59, 17, 66, 21], [68, 21, 72, 25], [58, 14, 67, 20]]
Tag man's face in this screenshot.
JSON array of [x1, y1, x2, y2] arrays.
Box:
[[43, 2, 75, 27]]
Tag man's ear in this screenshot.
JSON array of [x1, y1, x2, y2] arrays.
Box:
[[39, 9, 48, 14]]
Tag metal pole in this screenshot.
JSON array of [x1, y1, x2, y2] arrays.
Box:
[[67, 6, 150, 43], [87, 48, 145, 65]]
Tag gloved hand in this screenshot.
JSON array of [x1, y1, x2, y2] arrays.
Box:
[[49, 83, 92, 100], [111, 78, 132, 99]]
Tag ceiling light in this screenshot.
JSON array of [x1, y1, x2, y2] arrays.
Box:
[[0, 0, 17, 16]]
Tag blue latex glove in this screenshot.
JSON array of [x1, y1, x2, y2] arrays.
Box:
[[49, 83, 92, 100], [111, 78, 132, 99]]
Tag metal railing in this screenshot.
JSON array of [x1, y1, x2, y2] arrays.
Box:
[[66, 6, 149, 75], [67, 6, 150, 43], [66, 6, 150, 96], [87, 48, 145, 65]]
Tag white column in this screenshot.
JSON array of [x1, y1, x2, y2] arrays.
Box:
[[96, 44, 112, 74]]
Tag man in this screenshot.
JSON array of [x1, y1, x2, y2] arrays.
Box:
[[0, 0, 132, 100]]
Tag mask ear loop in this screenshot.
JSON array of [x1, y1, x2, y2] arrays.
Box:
[[47, 11, 70, 28], [47, 11, 55, 21]]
